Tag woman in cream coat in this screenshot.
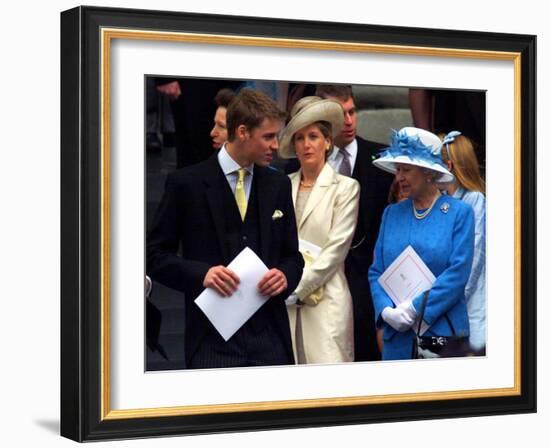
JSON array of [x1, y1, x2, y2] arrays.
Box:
[[280, 96, 360, 364]]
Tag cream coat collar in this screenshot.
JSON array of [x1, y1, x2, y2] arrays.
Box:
[[290, 163, 339, 230]]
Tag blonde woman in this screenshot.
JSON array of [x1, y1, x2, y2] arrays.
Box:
[[441, 132, 486, 353], [279, 96, 359, 364]]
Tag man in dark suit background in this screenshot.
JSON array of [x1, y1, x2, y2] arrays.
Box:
[[316, 85, 393, 362], [147, 88, 303, 369]]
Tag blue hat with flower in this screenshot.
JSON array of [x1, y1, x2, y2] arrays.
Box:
[[373, 127, 454, 183]]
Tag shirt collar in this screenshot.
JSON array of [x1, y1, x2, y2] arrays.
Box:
[[328, 138, 358, 161], [218, 144, 254, 176], [452, 186, 466, 198]]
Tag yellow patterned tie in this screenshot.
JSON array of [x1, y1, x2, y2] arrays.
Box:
[[235, 168, 247, 220]]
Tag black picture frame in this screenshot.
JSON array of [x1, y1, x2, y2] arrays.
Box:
[[61, 5, 536, 442]]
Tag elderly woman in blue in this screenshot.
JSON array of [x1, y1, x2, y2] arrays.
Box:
[[368, 127, 475, 360]]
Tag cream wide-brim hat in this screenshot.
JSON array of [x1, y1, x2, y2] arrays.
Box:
[[279, 96, 344, 159], [372, 127, 455, 184]]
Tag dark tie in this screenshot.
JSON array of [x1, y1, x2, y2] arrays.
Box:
[[339, 148, 352, 177]]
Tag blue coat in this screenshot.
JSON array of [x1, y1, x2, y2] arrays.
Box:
[[368, 195, 474, 360]]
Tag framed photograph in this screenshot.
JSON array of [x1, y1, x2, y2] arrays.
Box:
[[60, 5, 536, 442]]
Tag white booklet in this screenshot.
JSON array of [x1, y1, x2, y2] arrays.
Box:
[[378, 245, 435, 334], [194, 247, 269, 341], [299, 238, 322, 259]]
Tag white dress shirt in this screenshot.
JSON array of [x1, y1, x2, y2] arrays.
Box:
[[218, 143, 254, 200], [327, 139, 358, 175]]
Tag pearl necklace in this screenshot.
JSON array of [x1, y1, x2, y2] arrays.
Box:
[[413, 192, 441, 220], [300, 180, 315, 188]]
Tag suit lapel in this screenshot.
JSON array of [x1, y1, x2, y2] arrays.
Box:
[[255, 167, 276, 262], [203, 156, 231, 263], [298, 163, 336, 230], [352, 141, 364, 180], [355, 136, 385, 182]]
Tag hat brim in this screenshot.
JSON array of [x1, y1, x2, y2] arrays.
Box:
[[373, 154, 455, 183], [279, 100, 344, 159]]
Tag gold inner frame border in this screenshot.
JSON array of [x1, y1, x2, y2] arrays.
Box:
[[99, 28, 522, 420]]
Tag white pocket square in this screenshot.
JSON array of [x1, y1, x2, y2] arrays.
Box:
[[272, 210, 284, 220]]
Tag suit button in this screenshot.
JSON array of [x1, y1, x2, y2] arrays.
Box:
[[242, 235, 248, 242]]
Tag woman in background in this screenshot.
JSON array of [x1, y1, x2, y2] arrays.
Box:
[[209, 88, 236, 150], [387, 177, 409, 204], [440, 131, 486, 354]]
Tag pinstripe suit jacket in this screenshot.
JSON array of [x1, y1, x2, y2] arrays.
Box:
[[147, 155, 303, 366]]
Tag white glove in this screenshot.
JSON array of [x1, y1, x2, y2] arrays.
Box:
[[285, 293, 299, 306], [397, 300, 418, 323], [382, 305, 416, 332]]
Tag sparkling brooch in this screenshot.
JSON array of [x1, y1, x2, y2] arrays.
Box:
[[440, 202, 450, 214]]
